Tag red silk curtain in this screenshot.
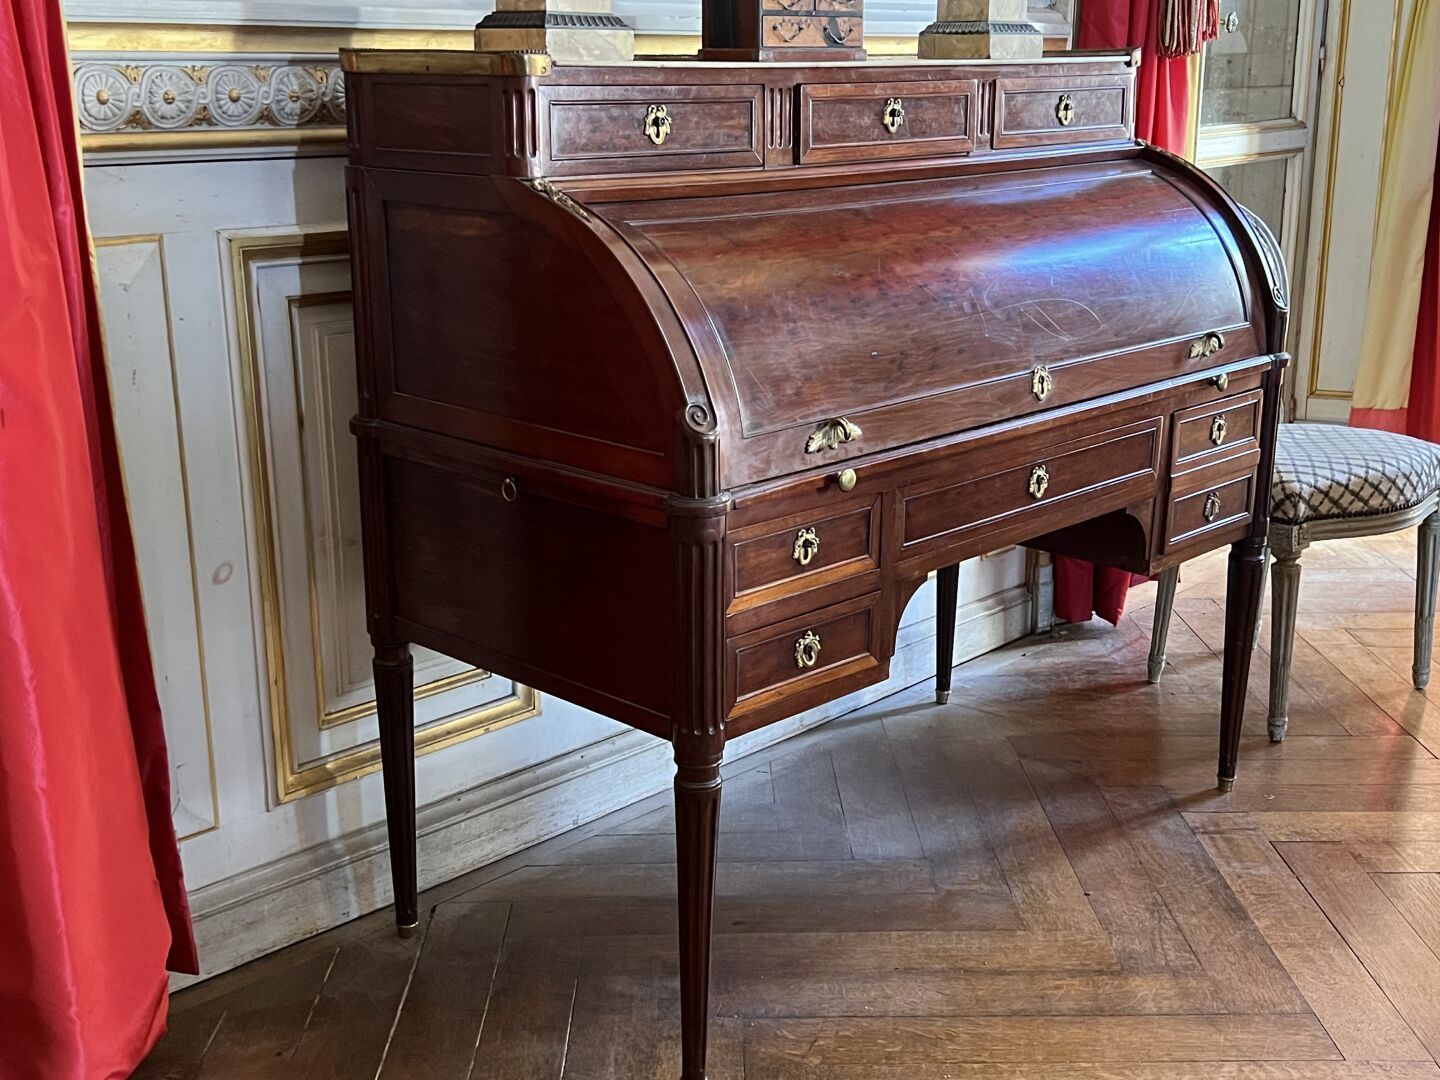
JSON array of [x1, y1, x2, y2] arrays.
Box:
[[1053, 0, 1195, 625], [0, 0, 198, 1075], [1407, 140, 1440, 442]]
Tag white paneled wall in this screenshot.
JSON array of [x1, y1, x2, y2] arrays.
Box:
[[86, 148, 1036, 980]]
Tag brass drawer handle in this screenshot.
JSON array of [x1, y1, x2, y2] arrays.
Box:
[[643, 104, 672, 146], [1212, 371, 1230, 391], [1210, 414, 1229, 446], [882, 97, 905, 134], [500, 477, 518, 502], [794, 630, 823, 670], [1189, 331, 1227, 360], [1031, 365, 1054, 402], [806, 416, 862, 454], [836, 468, 858, 492], [1057, 93, 1076, 126], [1204, 491, 1223, 523], [793, 526, 820, 567], [1028, 463, 1050, 500]]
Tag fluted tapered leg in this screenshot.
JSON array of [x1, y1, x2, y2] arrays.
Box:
[[1219, 538, 1267, 790], [675, 741, 722, 1080], [1267, 548, 1303, 743], [935, 563, 960, 704], [1415, 511, 1440, 689], [374, 641, 418, 935], [1148, 565, 1180, 684]]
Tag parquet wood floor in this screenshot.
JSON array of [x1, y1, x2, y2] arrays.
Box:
[[138, 532, 1440, 1079]]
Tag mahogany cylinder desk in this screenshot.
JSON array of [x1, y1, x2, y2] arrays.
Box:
[[342, 46, 1289, 1080]]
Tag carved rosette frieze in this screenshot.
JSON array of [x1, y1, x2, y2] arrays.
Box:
[[72, 57, 345, 135]]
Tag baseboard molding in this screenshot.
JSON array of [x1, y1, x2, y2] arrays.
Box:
[[180, 580, 1032, 984]]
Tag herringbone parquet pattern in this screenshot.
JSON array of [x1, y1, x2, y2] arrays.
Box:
[[139, 532, 1440, 1079]]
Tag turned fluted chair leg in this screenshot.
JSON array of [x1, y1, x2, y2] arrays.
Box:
[[1415, 510, 1440, 690], [935, 563, 960, 704], [1267, 544, 1304, 744], [1148, 565, 1180, 684]]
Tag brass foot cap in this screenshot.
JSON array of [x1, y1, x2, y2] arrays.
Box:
[[1147, 658, 1164, 684], [1216, 775, 1235, 793], [397, 920, 420, 939], [936, 689, 951, 704]]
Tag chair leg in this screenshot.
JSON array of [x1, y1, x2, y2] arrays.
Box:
[[1416, 511, 1440, 690], [935, 564, 960, 704], [1148, 565, 1180, 684], [1268, 547, 1304, 743]]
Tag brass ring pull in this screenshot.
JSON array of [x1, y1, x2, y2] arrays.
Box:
[[1204, 491, 1222, 523], [1031, 365, 1054, 402], [793, 527, 820, 567], [643, 104, 672, 146], [500, 477, 518, 502], [1056, 93, 1076, 126], [806, 416, 862, 454], [794, 630, 822, 670], [1028, 463, 1050, 500], [882, 97, 905, 134], [1210, 414, 1228, 446]]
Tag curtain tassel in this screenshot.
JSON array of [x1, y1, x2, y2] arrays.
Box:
[[1160, 0, 1221, 58]]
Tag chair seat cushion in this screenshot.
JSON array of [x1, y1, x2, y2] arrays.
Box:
[[1271, 422, 1440, 526]]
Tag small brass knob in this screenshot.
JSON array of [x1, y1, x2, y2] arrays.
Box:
[[793, 526, 820, 567], [1212, 372, 1230, 391], [643, 103, 672, 146], [500, 477, 518, 502], [1028, 464, 1050, 500], [1031, 365, 1055, 402], [837, 468, 858, 492], [1057, 93, 1076, 126], [1204, 491, 1223, 523], [882, 97, 905, 134], [1210, 414, 1229, 446], [794, 630, 822, 670]]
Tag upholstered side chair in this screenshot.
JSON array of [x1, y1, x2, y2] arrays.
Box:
[[1145, 423, 1440, 741]]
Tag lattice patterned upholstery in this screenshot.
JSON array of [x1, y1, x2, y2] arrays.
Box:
[[1271, 422, 1440, 526]]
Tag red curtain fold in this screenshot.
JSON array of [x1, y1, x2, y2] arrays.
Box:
[[1, 0, 197, 1074], [1054, 0, 1193, 626]]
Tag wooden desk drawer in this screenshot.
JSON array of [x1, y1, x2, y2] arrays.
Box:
[[542, 85, 764, 173], [730, 496, 881, 611], [1166, 468, 1256, 551], [993, 75, 1131, 149], [900, 416, 1162, 555], [1173, 388, 1262, 470], [798, 80, 977, 164], [762, 13, 863, 50], [729, 591, 881, 716]]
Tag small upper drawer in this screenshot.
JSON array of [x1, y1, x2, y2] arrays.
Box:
[[541, 84, 765, 174], [993, 75, 1132, 149], [762, 13, 864, 50], [1172, 388, 1263, 471], [798, 80, 977, 164], [730, 496, 881, 612]]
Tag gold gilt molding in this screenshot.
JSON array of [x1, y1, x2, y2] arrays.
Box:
[[230, 230, 539, 802]]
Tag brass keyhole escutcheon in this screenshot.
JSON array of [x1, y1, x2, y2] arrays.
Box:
[[882, 97, 905, 134], [1028, 463, 1050, 500], [643, 104, 672, 146], [836, 468, 858, 492], [1056, 94, 1076, 126], [794, 630, 823, 670], [1212, 371, 1230, 392], [500, 477, 518, 502], [1210, 414, 1229, 446], [1204, 491, 1223, 523], [1031, 365, 1054, 402], [793, 526, 820, 567]]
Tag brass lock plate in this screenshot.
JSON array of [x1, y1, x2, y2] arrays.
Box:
[[1210, 414, 1228, 446], [1204, 491, 1222, 523], [1031, 365, 1054, 402], [1028, 463, 1050, 500], [643, 104, 672, 146], [1056, 94, 1075, 126], [792, 526, 820, 567], [882, 97, 905, 134], [794, 630, 822, 670]]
